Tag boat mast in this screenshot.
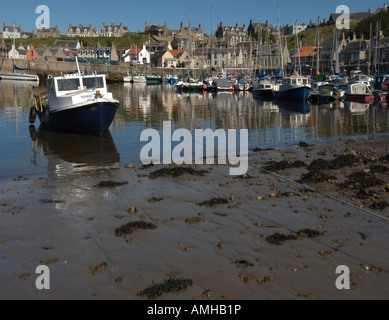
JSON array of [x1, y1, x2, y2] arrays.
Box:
[[188, 9, 192, 78], [335, 29, 340, 75], [12, 24, 16, 73], [277, 5, 284, 76], [316, 17, 320, 76], [368, 23, 372, 76], [211, 6, 213, 70]]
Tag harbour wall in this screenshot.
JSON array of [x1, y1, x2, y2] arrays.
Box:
[[1, 58, 193, 81], [1, 58, 384, 82]]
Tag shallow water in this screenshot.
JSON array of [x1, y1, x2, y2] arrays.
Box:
[[0, 80, 388, 180]]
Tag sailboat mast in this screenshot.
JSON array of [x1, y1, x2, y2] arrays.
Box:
[[12, 24, 16, 73], [368, 23, 372, 76], [316, 17, 320, 75], [211, 6, 213, 69], [277, 5, 284, 75], [335, 29, 340, 74], [188, 9, 191, 78]]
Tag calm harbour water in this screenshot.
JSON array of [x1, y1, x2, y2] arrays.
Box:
[[0, 80, 388, 180]]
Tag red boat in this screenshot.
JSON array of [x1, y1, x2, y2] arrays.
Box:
[[346, 83, 374, 103]]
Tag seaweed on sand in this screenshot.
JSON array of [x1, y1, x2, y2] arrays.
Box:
[[197, 197, 229, 207], [307, 154, 358, 171], [149, 167, 208, 179], [262, 160, 306, 172], [115, 221, 157, 237], [96, 181, 128, 188], [138, 278, 193, 299]]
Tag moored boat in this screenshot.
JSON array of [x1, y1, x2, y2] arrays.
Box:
[[123, 73, 133, 83], [273, 70, 311, 101], [175, 77, 204, 92], [213, 78, 233, 91], [133, 73, 147, 84], [29, 62, 119, 135], [233, 77, 251, 92], [146, 74, 162, 85], [252, 77, 276, 99], [345, 83, 374, 103]]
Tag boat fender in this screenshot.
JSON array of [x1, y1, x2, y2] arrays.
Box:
[[29, 107, 37, 124], [41, 107, 50, 124]]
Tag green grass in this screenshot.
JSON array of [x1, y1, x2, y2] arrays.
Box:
[[3, 33, 157, 50], [286, 21, 359, 52]]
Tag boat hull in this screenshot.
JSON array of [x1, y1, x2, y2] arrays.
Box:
[[346, 94, 374, 103], [38, 102, 118, 135], [252, 89, 273, 99], [0, 73, 39, 82], [176, 84, 204, 92], [146, 77, 162, 85], [273, 86, 310, 101]]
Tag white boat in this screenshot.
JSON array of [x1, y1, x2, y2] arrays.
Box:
[[29, 58, 119, 135], [133, 73, 147, 83], [349, 70, 371, 87], [0, 25, 39, 83], [175, 77, 204, 92], [0, 72, 39, 82], [123, 73, 132, 83], [252, 77, 277, 99]]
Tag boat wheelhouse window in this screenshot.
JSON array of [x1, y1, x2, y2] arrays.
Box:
[[57, 78, 81, 92], [291, 79, 297, 85], [82, 77, 105, 90]]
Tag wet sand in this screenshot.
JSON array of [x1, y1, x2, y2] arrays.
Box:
[[0, 134, 388, 300]]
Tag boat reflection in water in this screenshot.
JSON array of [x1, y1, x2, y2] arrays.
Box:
[[30, 126, 120, 177], [272, 99, 311, 114]]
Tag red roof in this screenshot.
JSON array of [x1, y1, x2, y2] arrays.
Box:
[[293, 45, 317, 58], [125, 48, 142, 56], [169, 50, 184, 58]]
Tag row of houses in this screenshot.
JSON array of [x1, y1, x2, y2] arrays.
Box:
[[291, 33, 389, 68], [2, 3, 387, 41], [1, 22, 130, 39]]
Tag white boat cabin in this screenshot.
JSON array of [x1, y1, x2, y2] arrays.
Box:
[[47, 73, 115, 112], [348, 83, 372, 95], [282, 71, 311, 88]]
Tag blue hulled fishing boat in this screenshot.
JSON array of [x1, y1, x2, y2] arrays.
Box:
[[29, 59, 119, 135], [273, 71, 311, 101]]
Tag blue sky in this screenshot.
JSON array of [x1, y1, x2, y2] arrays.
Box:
[[0, 0, 385, 34]]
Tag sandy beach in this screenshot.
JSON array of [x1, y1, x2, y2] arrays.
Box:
[[1, 134, 388, 300]]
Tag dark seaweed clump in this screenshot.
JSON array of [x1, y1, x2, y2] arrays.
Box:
[[355, 189, 379, 200], [234, 260, 254, 267], [297, 171, 337, 184], [341, 171, 385, 190], [198, 197, 229, 207], [115, 221, 157, 237], [252, 147, 274, 152], [40, 199, 65, 204], [149, 167, 208, 179], [138, 278, 193, 300], [266, 229, 324, 245], [307, 154, 358, 171], [96, 181, 128, 188], [296, 229, 323, 238], [379, 154, 389, 162], [266, 233, 298, 245], [262, 160, 306, 172], [369, 165, 389, 174], [369, 201, 389, 211]]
